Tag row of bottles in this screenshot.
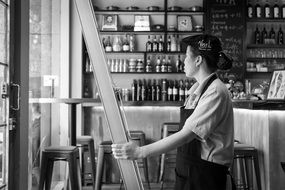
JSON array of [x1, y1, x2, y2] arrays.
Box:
[[128, 78, 195, 102], [248, 0, 285, 18], [146, 35, 181, 52], [102, 34, 136, 52], [254, 24, 283, 44]]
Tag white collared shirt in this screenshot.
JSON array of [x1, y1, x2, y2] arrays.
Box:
[[183, 73, 234, 167]]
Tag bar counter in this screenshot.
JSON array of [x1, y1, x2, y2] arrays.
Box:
[[83, 100, 285, 189]]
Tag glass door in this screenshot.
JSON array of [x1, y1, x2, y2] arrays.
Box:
[[0, 0, 10, 188]]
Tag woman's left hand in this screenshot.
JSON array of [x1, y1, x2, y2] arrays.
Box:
[[111, 141, 143, 160]]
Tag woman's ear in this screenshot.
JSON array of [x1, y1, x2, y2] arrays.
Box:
[[195, 55, 203, 67]]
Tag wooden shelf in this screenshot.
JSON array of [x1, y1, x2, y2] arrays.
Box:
[[247, 44, 285, 48], [95, 10, 165, 15], [247, 18, 285, 22]]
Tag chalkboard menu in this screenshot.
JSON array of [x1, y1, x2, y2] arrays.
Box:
[[206, 0, 246, 82]]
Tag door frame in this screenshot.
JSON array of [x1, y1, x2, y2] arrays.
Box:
[[9, 0, 30, 189]]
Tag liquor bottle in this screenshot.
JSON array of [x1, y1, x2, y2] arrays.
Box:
[[261, 25, 268, 44], [167, 80, 173, 101], [269, 25, 276, 43], [146, 35, 152, 52], [277, 25, 284, 44], [264, 0, 271, 18], [184, 80, 190, 98], [161, 79, 167, 101], [152, 35, 159, 52], [129, 34, 135, 52], [155, 56, 161, 72], [137, 79, 142, 101], [147, 79, 152, 101], [83, 79, 92, 98], [131, 80, 137, 101], [179, 80, 185, 102], [247, 1, 253, 18], [172, 80, 178, 101], [176, 55, 184, 72], [146, 56, 152, 72], [105, 36, 112, 52], [170, 35, 177, 52], [255, 0, 262, 18], [141, 80, 146, 101], [122, 34, 130, 52], [158, 35, 164, 52], [254, 25, 261, 44], [177, 35, 181, 51], [156, 79, 161, 101], [167, 56, 172, 72], [273, 1, 280, 18], [151, 80, 156, 101], [167, 35, 171, 52], [161, 56, 167, 72]]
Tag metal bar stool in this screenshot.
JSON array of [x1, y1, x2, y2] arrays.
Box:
[[77, 136, 96, 188], [231, 142, 262, 190], [39, 146, 81, 190], [158, 122, 180, 189]]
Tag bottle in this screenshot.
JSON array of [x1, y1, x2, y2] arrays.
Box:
[[254, 25, 261, 44], [129, 34, 135, 52], [137, 79, 142, 101], [167, 35, 171, 52], [123, 59, 128, 72], [83, 79, 91, 98], [156, 79, 161, 101], [122, 34, 130, 52], [155, 56, 161, 72], [277, 25, 284, 44], [170, 35, 177, 52], [146, 56, 152, 72], [176, 55, 183, 72], [158, 35, 164, 52], [147, 79, 152, 101], [161, 56, 167, 72], [264, 0, 271, 18], [161, 79, 167, 101], [261, 25, 268, 44], [179, 80, 185, 102], [282, 4, 285, 18], [255, 0, 262, 18], [112, 35, 122, 52], [131, 80, 137, 101], [151, 80, 156, 101], [167, 56, 172, 72], [172, 80, 178, 101], [146, 35, 152, 52], [247, 1, 253, 18], [152, 35, 159, 52], [269, 25, 276, 43], [184, 80, 190, 98], [273, 1, 280, 18], [105, 36, 112, 52], [177, 35, 181, 51], [141, 80, 146, 101], [167, 81, 173, 101]]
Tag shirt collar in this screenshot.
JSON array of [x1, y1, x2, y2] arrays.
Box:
[[193, 73, 216, 96]]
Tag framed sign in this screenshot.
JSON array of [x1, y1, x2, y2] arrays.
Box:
[[267, 70, 285, 100], [177, 15, 193, 31], [102, 14, 118, 31], [134, 15, 150, 31]]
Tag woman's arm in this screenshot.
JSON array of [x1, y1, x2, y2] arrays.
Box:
[[112, 127, 196, 160]]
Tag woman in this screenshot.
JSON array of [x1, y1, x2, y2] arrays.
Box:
[[112, 34, 234, 190]]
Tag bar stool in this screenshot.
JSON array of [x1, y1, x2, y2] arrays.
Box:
[[39, 146, 81, 190], [95, 131, 149, 190], [158, 122, 180, 189], [231, 142, 262, 190], [77, 136, 96, 187]]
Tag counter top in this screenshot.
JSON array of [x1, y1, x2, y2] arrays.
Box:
[[232, 100, 285, 110]]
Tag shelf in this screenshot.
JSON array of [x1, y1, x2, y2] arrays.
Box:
[[247, 44, 285, 48], [95, 10, 165, 15], [105, 51, 145, 54], [82, 100, 184, 107], [247, 18, 285, 22], [104, 51, 185, 54], [166, 11, 204, 15], [247, 58, 285, 61], [84, 72, 185, 75], [100, 30, 204, 35], [246, 71, 272, 74]]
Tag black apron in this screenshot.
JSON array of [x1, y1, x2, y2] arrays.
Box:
[[174, 74, 235, 190]]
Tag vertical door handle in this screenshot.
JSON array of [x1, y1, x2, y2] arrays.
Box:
[[11, 83, 20, 110]]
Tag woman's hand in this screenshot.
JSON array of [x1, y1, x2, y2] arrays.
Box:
[[111, 141, 144, 160]]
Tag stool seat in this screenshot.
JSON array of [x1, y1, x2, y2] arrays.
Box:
[[39, 146, 81, 190], [77, 135, 93, 144]]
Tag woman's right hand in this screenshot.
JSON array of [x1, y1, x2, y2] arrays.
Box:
[[111, 141, 144, 160]]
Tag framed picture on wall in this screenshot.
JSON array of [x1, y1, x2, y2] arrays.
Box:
[[177, 15, 193, 31], [267, 70, 285, 100], [102, 15, 118, 31]]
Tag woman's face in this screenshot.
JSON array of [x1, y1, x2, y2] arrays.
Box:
[[184, 46, 199, 78]]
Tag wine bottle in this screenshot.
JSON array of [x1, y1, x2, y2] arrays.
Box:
[[269, 25, 276, 43], [277, 25, 284, 44], [167, 35, 171, 52], [146, 56, 152, 72], [167, 56, 172, 72], [179, 80, 185, 102], [141, 80, 146, 101], [122, 34, 130, 52], [161, 56, 167, 73], [264, 0, 271, 18], [151, 80, 156, 101], [156, 79, 161, 101], [170, 35, 177, 52], [155, 56, 161, 72], [273, 1, 280, 18], [254, 25, 261, 44], [172, 80, 178, 101], [137, 79, 142, 101], [105, 36, 112, 52], [146, 35, 152, 52], [255, 0, 262, 18], [129, 34, 135, 52], [261, 25, 268, 44], [167, 80, 173, 101], [161, 79, 167, 102], [158, 35, 164, 52], [131, 80, 137, 101], [152, 35, 159, 52]]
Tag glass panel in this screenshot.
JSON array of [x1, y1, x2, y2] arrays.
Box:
[[0, 2, 8, 64]]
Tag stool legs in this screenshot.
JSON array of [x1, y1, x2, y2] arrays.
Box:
[[253, 150, 261, 190], [88, 140, 96, 187], [95, 145, 105, 190]]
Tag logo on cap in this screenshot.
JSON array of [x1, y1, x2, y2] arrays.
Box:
[[198, 40, 212, 51]]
